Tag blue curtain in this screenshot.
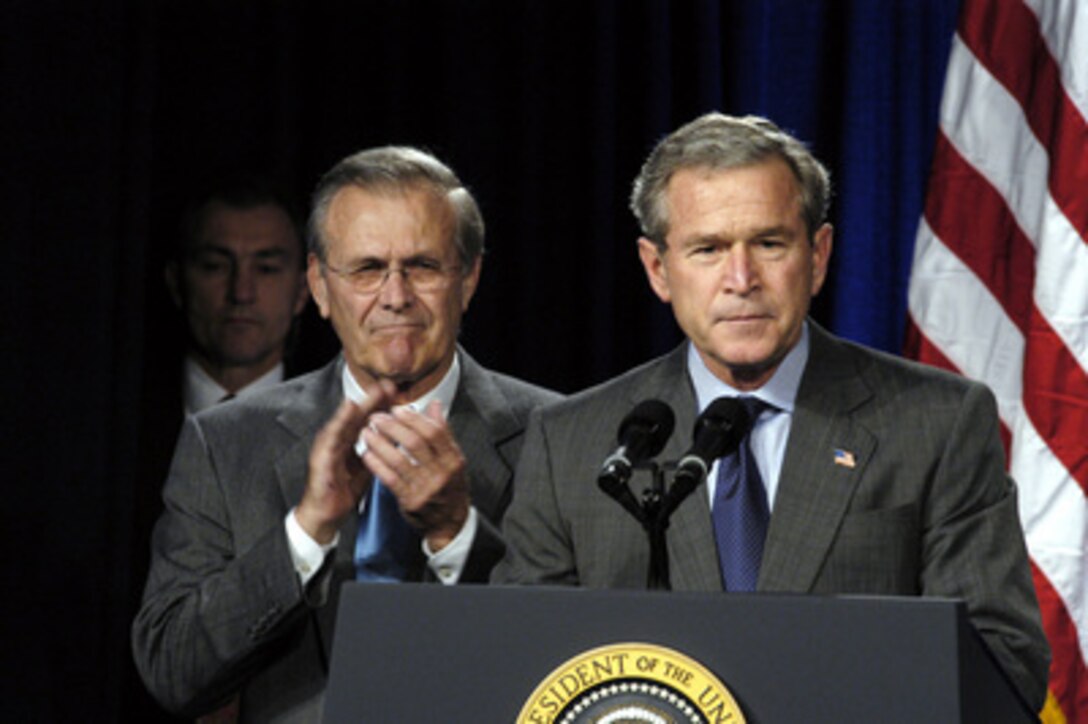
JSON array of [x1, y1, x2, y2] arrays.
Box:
[[619, 0, 961, 355]]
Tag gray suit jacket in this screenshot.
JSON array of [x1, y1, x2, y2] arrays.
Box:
[[493, 323, 1049, 710], [132, 349, 561, 722]]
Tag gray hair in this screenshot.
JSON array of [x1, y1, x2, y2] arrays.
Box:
[[630, 113, 831, 248], [307, 146, 485, 268]]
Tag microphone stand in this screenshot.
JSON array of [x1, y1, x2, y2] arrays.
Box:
[[601, 461, 698, 591], [639, 463, 669, 590]]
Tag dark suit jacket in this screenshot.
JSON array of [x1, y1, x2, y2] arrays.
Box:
[[132, 349, 561, 722], [493, 323, 1050, 710]]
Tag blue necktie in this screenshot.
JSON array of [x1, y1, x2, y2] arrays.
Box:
[[712, 397, 771, 592], [354, 479, 421, 582]]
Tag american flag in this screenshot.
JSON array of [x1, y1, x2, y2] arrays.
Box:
[[833, 448, 856, 469], [905, 0, 1088, 719]]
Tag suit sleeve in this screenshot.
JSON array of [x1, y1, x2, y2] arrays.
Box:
[[921, 382, 1050, 710], [130, 416, 316, 717]]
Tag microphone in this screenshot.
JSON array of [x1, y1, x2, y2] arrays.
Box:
[[658, 397, 753, 523], [598, 399, 676, 522]]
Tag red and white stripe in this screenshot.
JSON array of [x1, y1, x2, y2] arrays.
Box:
[[906, 0, 1088, 719]]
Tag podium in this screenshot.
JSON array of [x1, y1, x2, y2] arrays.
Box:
[[324, 584, 1033, 723]]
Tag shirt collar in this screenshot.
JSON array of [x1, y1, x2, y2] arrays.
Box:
[[183, 357, 285, 414], [340, 352, 461, 418], [687, 321, 809, 413]]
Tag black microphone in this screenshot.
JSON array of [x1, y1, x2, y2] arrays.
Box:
[[598, 399, 676, 522], [658, 397, 753, 523]]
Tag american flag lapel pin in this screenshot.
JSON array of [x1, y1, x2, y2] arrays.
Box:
[[833, 448, 857, 469]]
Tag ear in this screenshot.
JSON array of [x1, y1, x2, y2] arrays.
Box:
[[809, 223, 833, 297], [637, 237, 672, 304], [307, 253, 331, 319], [459, 256, 483, 312], [164, 261, 183, 310]]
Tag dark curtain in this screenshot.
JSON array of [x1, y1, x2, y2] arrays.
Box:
[[1, 1, 958, 719]]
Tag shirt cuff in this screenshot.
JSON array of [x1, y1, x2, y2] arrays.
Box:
[[422, 506, 478, 584], [285, 508, 339, 586]]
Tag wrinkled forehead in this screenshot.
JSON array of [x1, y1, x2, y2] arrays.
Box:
[[661, 160, 805, 228], [323, 183, 457, 261]]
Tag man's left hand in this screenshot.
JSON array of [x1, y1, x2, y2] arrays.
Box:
[[360, 400, 470, 551]]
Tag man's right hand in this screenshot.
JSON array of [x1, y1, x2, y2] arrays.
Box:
[[294, 379, 396, 544]]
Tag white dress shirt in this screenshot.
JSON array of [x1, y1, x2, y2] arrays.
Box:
[[182, 356, 285, 415], [687, 323, 810, 510]]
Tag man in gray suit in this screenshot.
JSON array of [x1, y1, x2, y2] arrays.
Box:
[[493, 113, 1050, 710], [133, 147, 561, 721]]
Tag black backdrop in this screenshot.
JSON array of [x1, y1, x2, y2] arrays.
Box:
[[2, 1, 959, 719]]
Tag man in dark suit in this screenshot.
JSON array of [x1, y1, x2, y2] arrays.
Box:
[[126, 179, 317, 722], [492, 113, 1050, 709], [133, 147, 562, 721]]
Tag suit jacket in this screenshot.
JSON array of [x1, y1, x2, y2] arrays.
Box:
[[132, 349, 562, 722], [493, 322, 1050, 710]]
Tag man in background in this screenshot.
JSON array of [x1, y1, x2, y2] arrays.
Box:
[[167, 179, 311, 411], [133, 146, 561, 720], [127, 179, 316, 722], [138, 179, 314, 499]]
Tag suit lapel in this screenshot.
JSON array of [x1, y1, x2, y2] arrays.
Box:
[[758, 324, 875, 592], [668, 474, 723, 591], [447, 350, 523, 518], [272, 357, 344, 514]]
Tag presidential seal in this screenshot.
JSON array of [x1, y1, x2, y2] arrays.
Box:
[[517, 642, 745, 724]]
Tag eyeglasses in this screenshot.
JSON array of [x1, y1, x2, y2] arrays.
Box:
[[322, 258, 462, 294]]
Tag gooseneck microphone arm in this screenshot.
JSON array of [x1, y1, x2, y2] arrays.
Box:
[[657, 397, 751, 529], [597, 400, 675, 525], [597, 451, 647, 524]]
